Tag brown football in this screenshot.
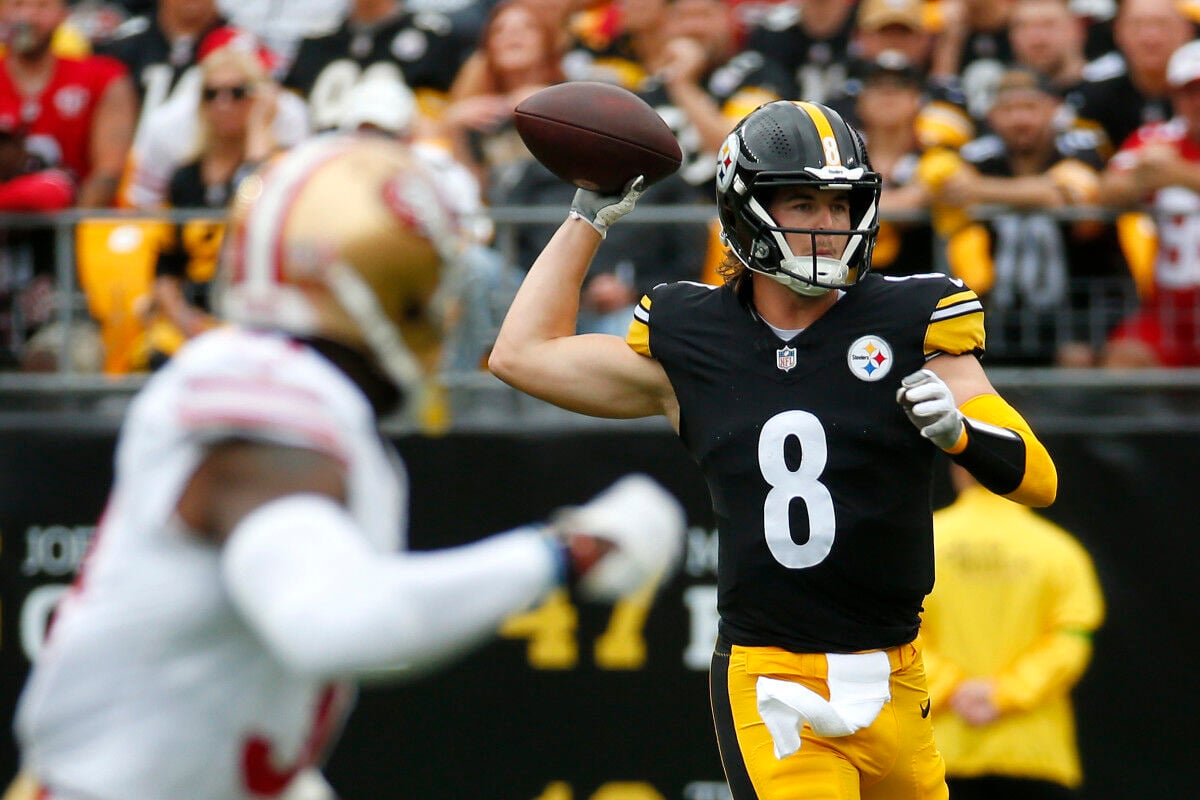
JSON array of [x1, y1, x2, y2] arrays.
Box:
[[514, 81, 683, 194]]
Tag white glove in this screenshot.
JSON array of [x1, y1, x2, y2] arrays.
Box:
[[551, 473, 685, 601], [568, 176, 645, 238], [896, 369, 964, 450]]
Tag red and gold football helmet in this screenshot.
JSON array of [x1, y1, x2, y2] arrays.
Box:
[[218, 134, 464, 417]]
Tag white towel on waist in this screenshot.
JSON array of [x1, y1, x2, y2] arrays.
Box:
[[756, 651, 892, 758]]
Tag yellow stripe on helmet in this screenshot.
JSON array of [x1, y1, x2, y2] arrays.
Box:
[[793, 101, 841, 166]]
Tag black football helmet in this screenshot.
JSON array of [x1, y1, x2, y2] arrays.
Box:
[[715, 101, 882, 296]]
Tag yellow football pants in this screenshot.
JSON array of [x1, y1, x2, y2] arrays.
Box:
[[710, 637, 949, 800]]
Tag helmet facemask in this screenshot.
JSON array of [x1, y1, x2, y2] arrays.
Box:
[[741, 180, 879, 296]]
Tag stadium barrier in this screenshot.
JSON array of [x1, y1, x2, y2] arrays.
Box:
[[1, 375, 1197, 800], [0, 203, 1153, 374]]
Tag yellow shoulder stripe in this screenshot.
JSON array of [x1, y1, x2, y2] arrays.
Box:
[[924, 290, 985, 357], [626, 294, 653, 357]]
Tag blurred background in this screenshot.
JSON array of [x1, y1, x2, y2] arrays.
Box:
[[2, 1, 1199, 798]]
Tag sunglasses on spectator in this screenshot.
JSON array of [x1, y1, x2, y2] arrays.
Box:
[[202, 84, 253, 103]]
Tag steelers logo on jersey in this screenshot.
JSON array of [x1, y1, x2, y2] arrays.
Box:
[[847, 335, 893, 381]]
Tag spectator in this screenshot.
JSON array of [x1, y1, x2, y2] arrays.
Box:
[[922, 463, 1104, 800], [98, 0, 228, 140], [556, 0, 791, 194], [0, 119, 75, 212], [929, 0, 1018, 120], [854, 52, 937, 277], [1097, 39, 1200, 368], [0, 0, 135, 206], [740, 0, 858, 104], [652, 0, 794, 178], [283, 0, 470, 133], [931, 67, 1130, 366], [1008, 0, 1091, 105], [855, 0, 934, 67], [827, 0, 974, 152], [144, 44, 281, 367], [121, 26, 309, 209], [439, 0, 566, 193], [0, 116, 75, 370], [1069, 0, 1195, 152], [215, 0, 347, 68]]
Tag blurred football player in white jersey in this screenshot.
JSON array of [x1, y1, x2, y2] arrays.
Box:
[[8, 133, 686, 800]]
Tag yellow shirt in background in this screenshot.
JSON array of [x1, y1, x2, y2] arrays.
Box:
[[921, 486, 1105, 788]]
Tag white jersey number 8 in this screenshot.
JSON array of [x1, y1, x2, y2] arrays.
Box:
[[759, 410, 835, 568]]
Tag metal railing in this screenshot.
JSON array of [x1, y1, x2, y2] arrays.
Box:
[[0, 202, 1188, 423]]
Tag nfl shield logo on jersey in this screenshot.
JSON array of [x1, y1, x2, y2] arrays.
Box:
[[847, 335, 893, 381], [777, 346, 798, 372]]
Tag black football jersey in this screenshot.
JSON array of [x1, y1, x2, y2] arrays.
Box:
[[628, 274, 985, 652], [561, 40, 791, 191], [636, 52, 791, 191], [741, 4, 854, 105], [1069, 66, 1172, 151], [955, 29, 1014, 120], [283, 11, 466, 131], [959, 129, 1132, 364], [97, 15, 228, 130]]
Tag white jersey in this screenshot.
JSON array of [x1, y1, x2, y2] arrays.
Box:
[[15, 328, 406, 800]]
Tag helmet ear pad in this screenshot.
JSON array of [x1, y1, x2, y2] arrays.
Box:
[[715, 101, 882, 292]]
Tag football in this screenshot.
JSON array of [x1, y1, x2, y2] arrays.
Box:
[[514, 81, 683, 194]]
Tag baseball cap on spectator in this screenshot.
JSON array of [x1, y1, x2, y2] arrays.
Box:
[[857, 0, 925, 31], [992, 66, 1063, 100], [1167, 40, 1200, 89], [198, 26, 281, 76], [337, 79, 418, 138]]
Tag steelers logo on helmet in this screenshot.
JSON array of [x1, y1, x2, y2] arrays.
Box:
[[715, 101, 882, 297], [846, 335, 894, 381], [716, 132, 740, 193]]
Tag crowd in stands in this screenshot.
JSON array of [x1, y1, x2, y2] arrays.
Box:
[[2, 0, 1200, 373]]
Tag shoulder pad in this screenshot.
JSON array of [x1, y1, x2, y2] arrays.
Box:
[[300, 16, 343, 39], [1082, 52, 1126, 82], [959, 135, 1005, 164], [1055, 127, 1103, 156], [413, 12, 453, 37], [1070, 0, 1117, 21], [109, 15, 151, 41], [759, 4, 802, 31], [923, 278, 985, 357], [710, 55, 758, 96]]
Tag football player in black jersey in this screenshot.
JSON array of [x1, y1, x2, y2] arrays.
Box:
[[283, 0, 469, 132], [490, 100, 1058, 800], [98, 0, 228, 136]]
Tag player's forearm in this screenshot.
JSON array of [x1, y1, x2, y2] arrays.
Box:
[[222, 494, 559, 679], [947, 394, 1057, 507]]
